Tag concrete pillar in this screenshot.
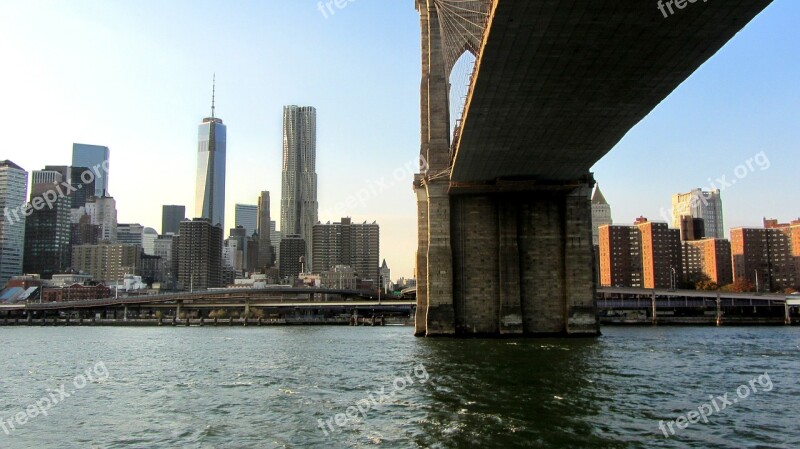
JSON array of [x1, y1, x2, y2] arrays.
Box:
[[414, 177, 429, 337], [651, 291, 658, 325], [563, 185, 600, 335], [425, 182, 455, 335], [414, 1, 456, 337], [452, 194, 499, 334], [497, 197, 523, 335], [446, 183, 598, 336], [519, 194, 566, 334], [785, 303, 791, 325]]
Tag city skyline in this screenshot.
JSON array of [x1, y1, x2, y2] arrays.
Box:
[[0, 1, 798, 278]]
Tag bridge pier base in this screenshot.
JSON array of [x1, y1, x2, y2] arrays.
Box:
[[416, 179, 600, 337], [425, 182, 456, 336]]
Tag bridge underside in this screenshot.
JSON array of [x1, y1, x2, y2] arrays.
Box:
[[415, 0, 771, 337], [452, 0, 772, 183]]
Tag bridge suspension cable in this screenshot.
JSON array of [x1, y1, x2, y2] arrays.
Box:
[[432, 0, 492, 153], [433, 0, 491, 71]]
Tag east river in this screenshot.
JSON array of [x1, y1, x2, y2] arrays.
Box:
[[1, 326, 798, 448]]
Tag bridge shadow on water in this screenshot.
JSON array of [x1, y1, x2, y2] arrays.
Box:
[[404, 336, 639, 448], [397, 329, 766, 449]]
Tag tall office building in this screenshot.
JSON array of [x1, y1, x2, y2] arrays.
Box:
[[0, 161, 28, 286], [117, 223, 145, 247], [176, 218, 224, 290], [85, 195, 118, 242], [679, 216, 706, 241], [591, 184, 612, 246], [672, 189, 724, 239], [72, 144, 110, 197], [228, 226, 256, 274], [71, 213, 101, 247], [235, 204, 258, 237], [43, 165, 70, 183], [270, 220, 281, 267], [142, 227, 158, 256], [312, 218, 380, 283], [280, 105, 318, 270], [23, 170, 72, 279], [154, 234, 177, 288], [279, 235, 306, 280], [257, 192, 273, 269], [380, 260, 391, 292], [161, 205, 186, 235], [195, 80, 227, 229], [116, 224, 156, 255], [69, 167, 95, 209]]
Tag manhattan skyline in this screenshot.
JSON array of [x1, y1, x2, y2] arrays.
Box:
[[0, 1, 797, 278]]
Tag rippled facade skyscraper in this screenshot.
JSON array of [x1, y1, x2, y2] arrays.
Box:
[[195, 81, 227, 229], [280, 106, 318, 271]]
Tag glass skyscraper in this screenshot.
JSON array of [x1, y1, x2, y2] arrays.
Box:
[[24, 170, 72, 279], [161, 205, 186, 235], [72, 143, 110, 197], [280, 105, 318, 271], [671, 189, 724, 239], [0, 160, 28, 286], [195, 84, 227, 229], [234, 204, 258, 237], [257, 191, 274, 268]]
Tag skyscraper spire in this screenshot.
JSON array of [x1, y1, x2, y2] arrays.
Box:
[[211, 74, 216, 118]]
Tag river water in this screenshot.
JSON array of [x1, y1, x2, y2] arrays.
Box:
[[0, 326, 798, 448]]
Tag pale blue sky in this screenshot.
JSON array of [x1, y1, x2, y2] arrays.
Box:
[[0, 1, 797, 279]]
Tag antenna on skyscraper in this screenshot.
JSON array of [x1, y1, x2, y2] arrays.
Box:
[[211, 73, 216, 118]]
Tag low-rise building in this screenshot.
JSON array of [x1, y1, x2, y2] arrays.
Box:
[[320, 265, 357, 290], [72, 243, 141, 285], [42, 283, 111, 302]]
